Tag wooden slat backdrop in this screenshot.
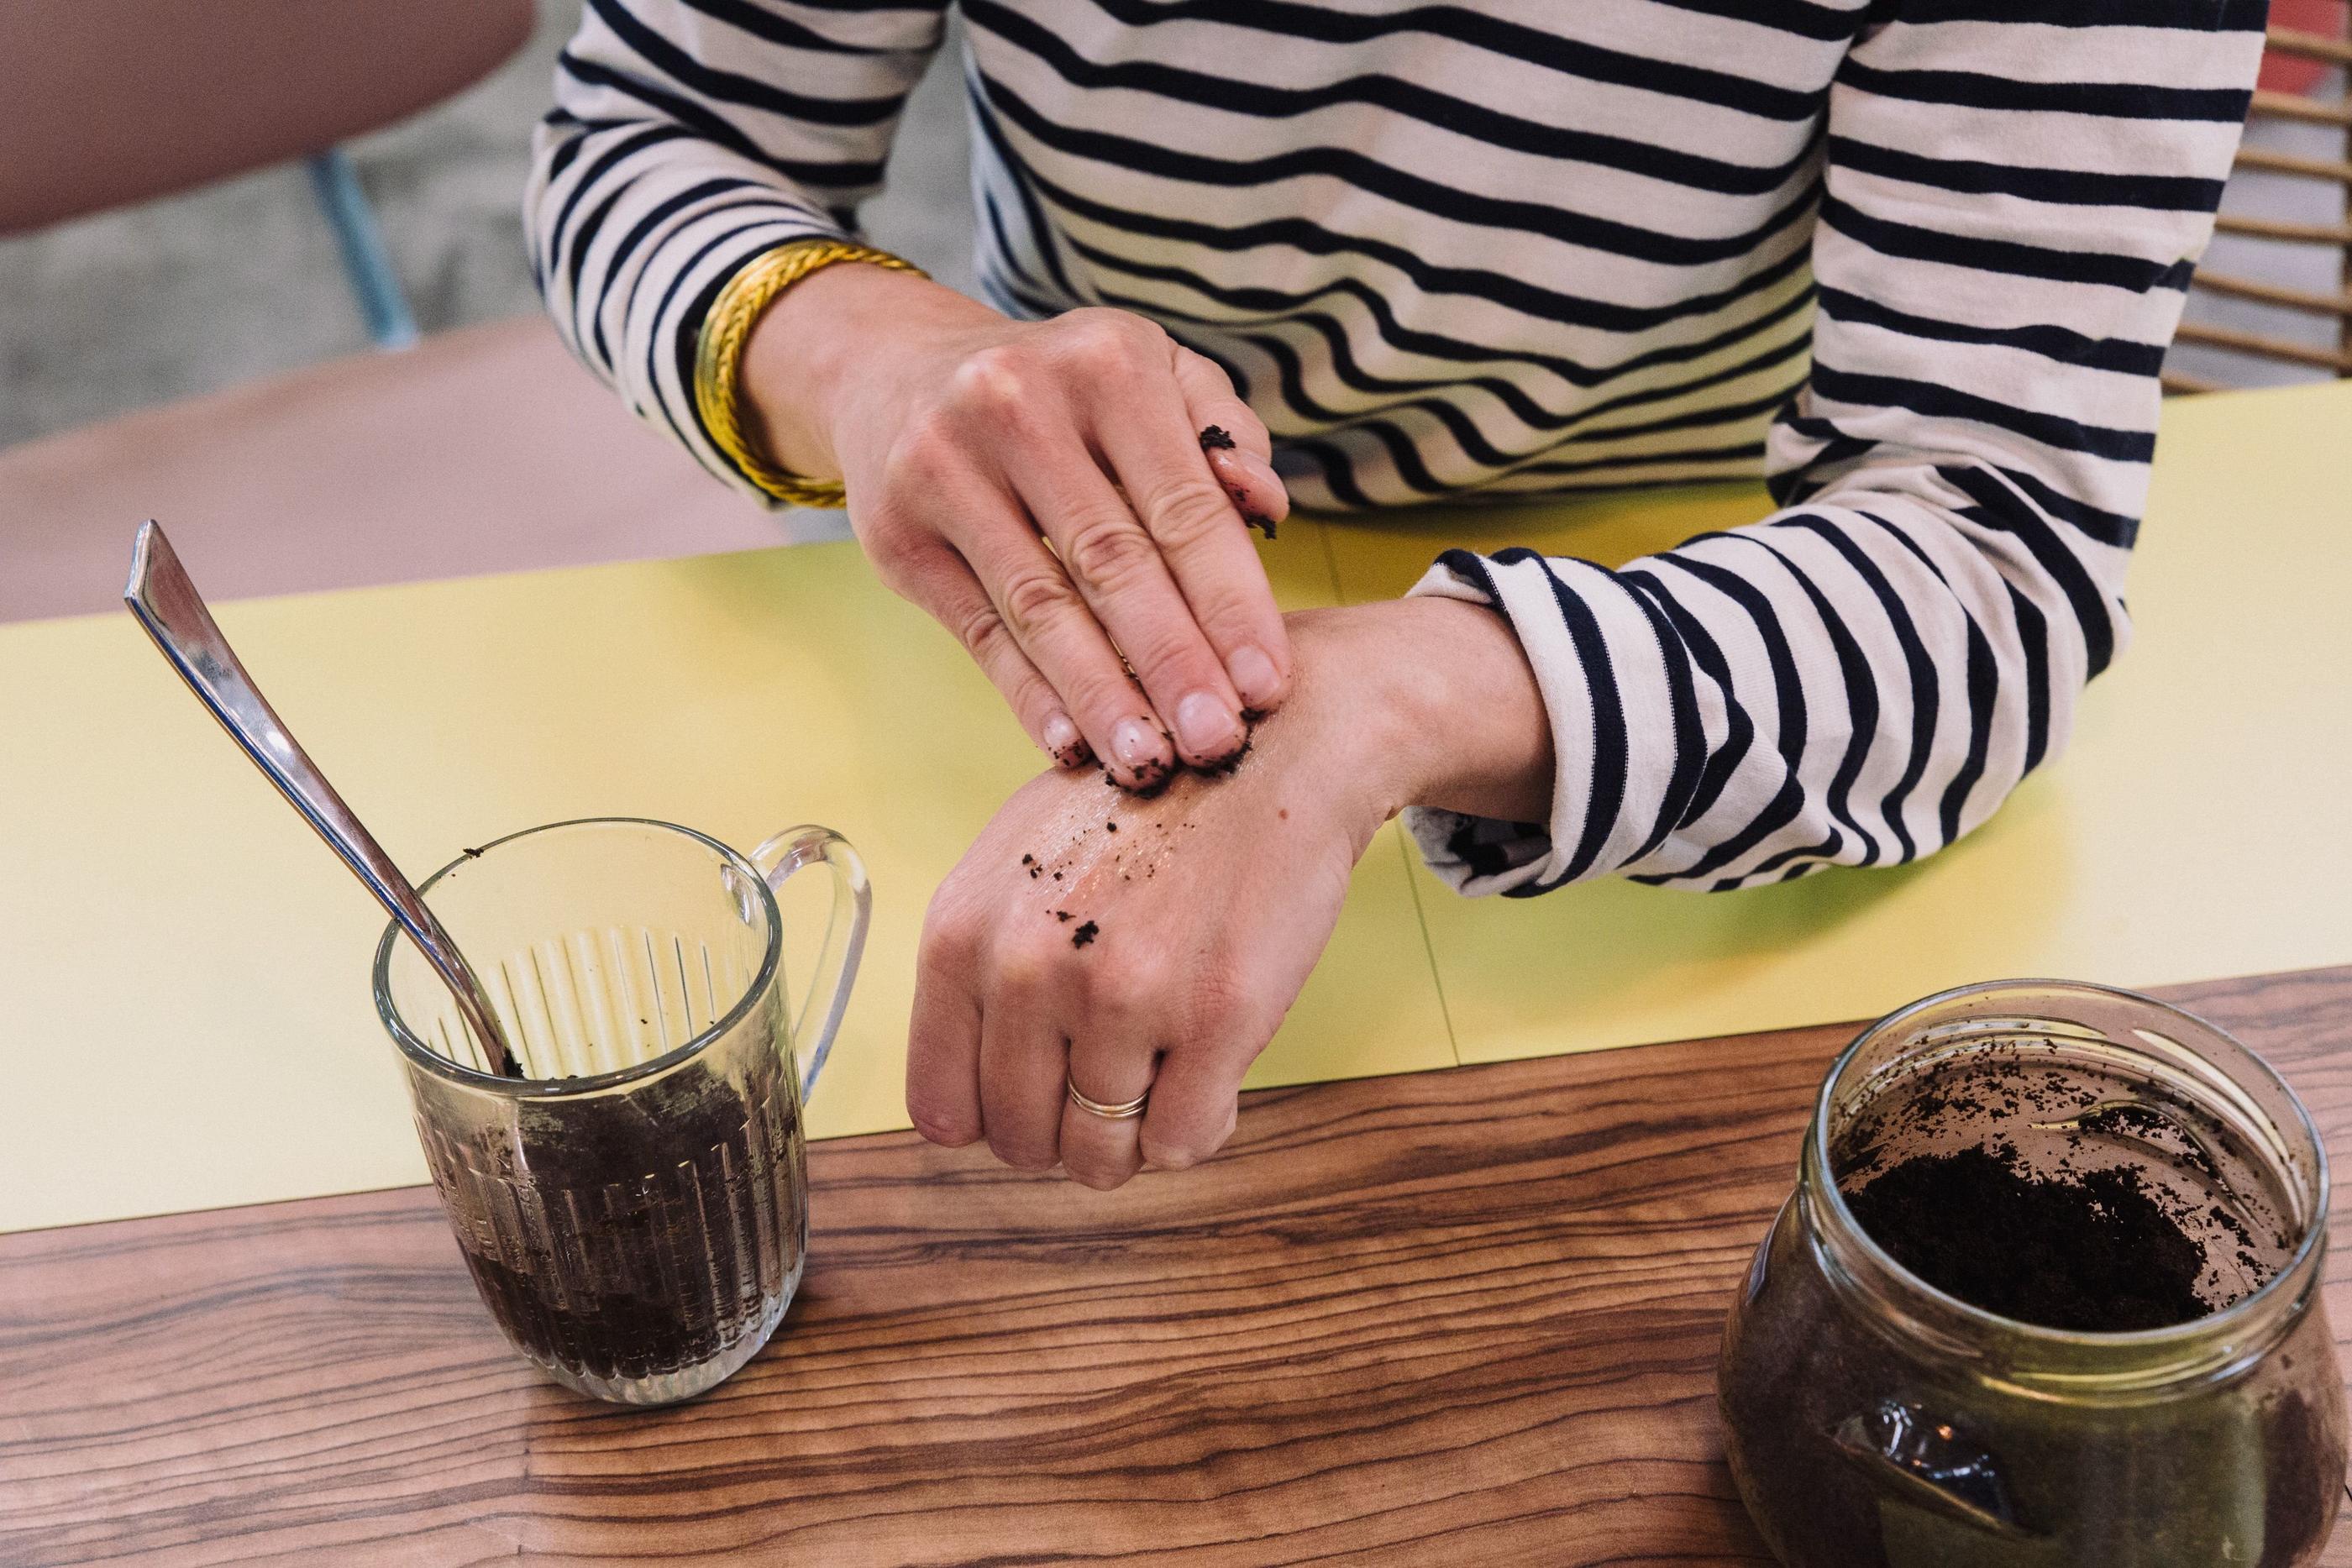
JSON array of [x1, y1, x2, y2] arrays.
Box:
[[3, 968, 2349, 1565], [2169, 21, 2352, 392]]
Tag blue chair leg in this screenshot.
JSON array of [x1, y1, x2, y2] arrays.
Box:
[[305, 149, 421, 350]]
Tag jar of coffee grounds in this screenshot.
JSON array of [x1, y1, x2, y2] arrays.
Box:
[[1719, 980, 2344, 1566]]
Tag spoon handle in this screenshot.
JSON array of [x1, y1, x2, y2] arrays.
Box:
[[123, 521, 522, 1078]]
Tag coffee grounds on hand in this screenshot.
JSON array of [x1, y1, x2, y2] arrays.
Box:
[[1100, 722, 1259, 799], [1843, 1144, 2211, 1331], [1198, 425, 1276, 537]]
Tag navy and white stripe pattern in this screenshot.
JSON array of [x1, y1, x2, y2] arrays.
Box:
[[527, 0, 2262, 895]]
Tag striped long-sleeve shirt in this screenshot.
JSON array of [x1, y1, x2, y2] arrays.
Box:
[[526, 0, 2263, 896]]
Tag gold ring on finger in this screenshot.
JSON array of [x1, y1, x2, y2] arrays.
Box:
[[1068, 1080, 1149, 1120]]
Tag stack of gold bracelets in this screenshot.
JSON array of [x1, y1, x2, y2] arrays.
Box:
[[691, 236, 925, 508]]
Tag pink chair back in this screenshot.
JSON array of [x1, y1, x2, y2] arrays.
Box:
[[0, 0, 533, 234]]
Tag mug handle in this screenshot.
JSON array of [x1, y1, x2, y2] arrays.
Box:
[[750, 826, 872, 1102]]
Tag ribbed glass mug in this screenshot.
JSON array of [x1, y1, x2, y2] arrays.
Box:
[[1719, 980, 2344, 1566], [373, 818, 869, 1405]]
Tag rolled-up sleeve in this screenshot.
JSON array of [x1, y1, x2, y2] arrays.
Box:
[[525, 0, 948, 502], [1406, 0, 2265, 895]]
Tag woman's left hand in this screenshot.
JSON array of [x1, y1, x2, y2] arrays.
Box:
[[906, 599, 1554, 1188]]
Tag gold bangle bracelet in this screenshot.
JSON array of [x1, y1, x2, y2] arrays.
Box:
[[692, 237, 927, 508]]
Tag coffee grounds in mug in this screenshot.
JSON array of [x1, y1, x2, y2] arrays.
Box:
[[450, 1078, 794, 1382]]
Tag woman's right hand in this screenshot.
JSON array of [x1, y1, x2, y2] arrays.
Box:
[[741, 263, 1293, 789]]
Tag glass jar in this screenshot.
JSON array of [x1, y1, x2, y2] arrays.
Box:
[[1719, 980, 2344, 1566]]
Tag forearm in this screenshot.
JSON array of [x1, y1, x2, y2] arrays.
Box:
[[1394, 463, 2136, 899]]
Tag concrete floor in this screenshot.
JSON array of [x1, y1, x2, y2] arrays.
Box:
[[0, 6, 2337, 452]]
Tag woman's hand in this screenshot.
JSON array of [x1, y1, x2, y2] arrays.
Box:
[[906, 598, 1555, 1188], [743, 265, 1293, 789]]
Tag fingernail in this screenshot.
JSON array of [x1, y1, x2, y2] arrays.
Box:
[[1113, 717, 1167, 772], [1229, 445, 1284, 492], [1042, 712, 1084, 763], [1210, 443, 1285, 504], [1226, 645, 1279, 708], [1174, 691, 1241, 759]]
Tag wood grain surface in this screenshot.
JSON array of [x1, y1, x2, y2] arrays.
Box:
[[5, 968, 2349, 1566]]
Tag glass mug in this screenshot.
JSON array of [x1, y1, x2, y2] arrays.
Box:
[[372, 818, 869, 1405], [1719, 980, 2344, 1566]]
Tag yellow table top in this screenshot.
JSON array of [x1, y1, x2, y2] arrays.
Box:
[[1322, 381, 2352, 1065], [3, 381, 2346, 1232]]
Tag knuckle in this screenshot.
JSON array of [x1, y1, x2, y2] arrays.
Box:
[[991, 936, 1066, 1008], [1061, 307, 1158, 365], [895, 403, 960, 464], [1097, 952, 1172, 1025], [948, 346, 1032, 417], [861, 522, 926, 596], [1063, 515, 1161, 594], [880, 412, 958, 493], [950, 597, 1014, 660], [1145, 477, 1240, 553], [919, 888, 981, 972], [1118, 627, 1214, 700], [1000, 566, 1086, 640]]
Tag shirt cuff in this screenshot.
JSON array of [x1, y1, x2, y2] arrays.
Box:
[[1403, 547, 1698, 898]]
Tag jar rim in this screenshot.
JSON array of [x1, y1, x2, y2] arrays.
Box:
[[370, 816, 783, 1099], [1807, 978, 2330, 1353]]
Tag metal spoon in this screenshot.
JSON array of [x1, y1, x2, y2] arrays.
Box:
[[123, 520, 522, 1078]]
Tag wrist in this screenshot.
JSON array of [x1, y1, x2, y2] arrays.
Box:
[[742, 262, 995, 481], [1289, 598, 1553, 828]]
